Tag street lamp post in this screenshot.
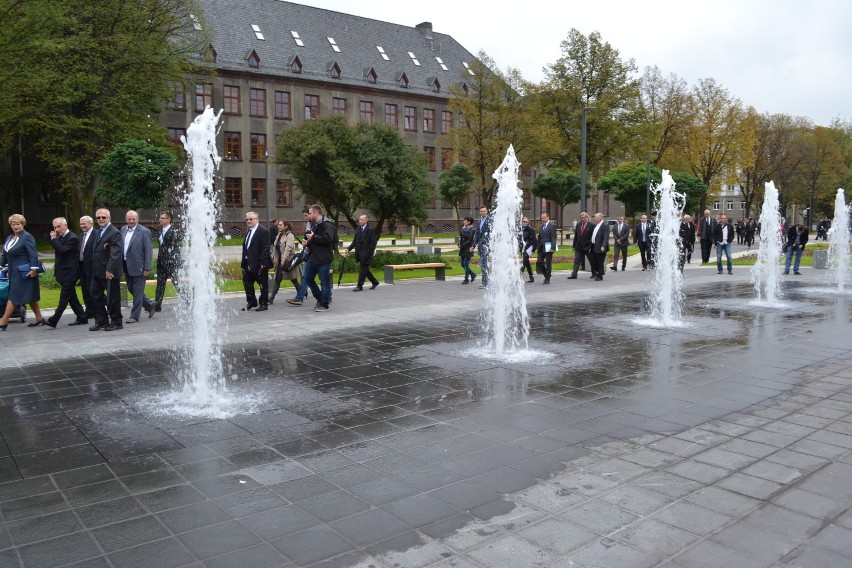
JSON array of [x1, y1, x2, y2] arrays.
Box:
[[646, 149, 660, 214], [580, 106, 595, 213]]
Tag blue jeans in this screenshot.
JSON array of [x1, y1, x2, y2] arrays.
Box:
[[460, 255, 475, 280], [303, 260, 331, 307], [294, 257, 313, 301], [784, 245, 803, 273], [716, 242, 732, 273]]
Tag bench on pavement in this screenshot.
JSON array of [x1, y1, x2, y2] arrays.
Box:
[[383, 263, 446, 284]]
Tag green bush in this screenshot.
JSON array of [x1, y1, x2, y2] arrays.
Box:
[[369, 250, 447, 269]]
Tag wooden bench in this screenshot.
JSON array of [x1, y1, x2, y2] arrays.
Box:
[[383, 263, 446, 284]]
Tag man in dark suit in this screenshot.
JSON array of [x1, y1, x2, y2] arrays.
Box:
[[567, 212, 593, 279], [589, 213, 610, 281], [698, 209, 715, 264], [678, 214, 696, 271], [76, 215, 96, 324], [154, 211, 182, 311], [783, 223, 809, 275], [345, 214, 379, 291], [241, 211, 272, 311], [610, 215, 630, 271], [45, 217, 87, 328], [121, 210, 156, 323], [520, 217, 537, 283], [536, 212, 557, 284], [472, 206, 492, 288], [633, 214, 652, 270], [89, 208, 124, 331], [713, 213, 735, 274]]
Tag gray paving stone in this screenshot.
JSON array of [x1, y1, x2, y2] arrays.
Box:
[[684, 486, 762, 517], [716, 472, 783, 500], [599, 485, 675, 516], [741, 460, 803, 485], [516, 517, 597, 554], [468, 534, 559, 568], [558, 499, 640, 535], [651, 500, 733, 535]]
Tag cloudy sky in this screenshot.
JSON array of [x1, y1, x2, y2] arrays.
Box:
[[296, 0, 850, 127]]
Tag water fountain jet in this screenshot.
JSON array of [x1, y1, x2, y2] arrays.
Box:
[[750, 181, 785, 306], [827, 188, 850, 292]]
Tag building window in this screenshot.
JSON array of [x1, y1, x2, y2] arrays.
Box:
[[223, 85, 240, 114], [224, 177, 243, 206], [385, 104, 398, 128], [740, 201, 746, 210], [404, 106, 417, 131], [359, 101, 373, 123], [247, 51, 260, 68], [251, 179, 266, 206], [276, 179, 293, 207], [522, 190, 532, 209], [290, 57, 302, 74], [250, 133, 266, 161], [713, 201, 720, 210], [195, 83, 213, 112], [167, 128, 186, 145], [423, 109, 435, 133], [168, 82, 186, 110], [224, 131, 241, 160], [366, 68, 377, 84], [424, 147, 436, 171], [441, 111, 452, 134], [332, 97, 347, 116], [249, 88, 266, 116], [441, 148, 452, 170], [328, 62, 341, 79], [304, 94, 319, 119], [726, 202, 734, 211], [274, 91, 291, 119], [399, 74, 409, 88]]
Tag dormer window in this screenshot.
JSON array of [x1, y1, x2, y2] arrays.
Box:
[[429, 78, 441, 93], [289, 56, 303, 74], [397, 72, 409, 89], [365, 68, 377, 84], [204, 44, 217, 64], [328, 62, 341, 79], [246, 49, 260, 68]]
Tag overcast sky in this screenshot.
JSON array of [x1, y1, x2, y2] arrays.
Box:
[[296, 0, 850, 127]]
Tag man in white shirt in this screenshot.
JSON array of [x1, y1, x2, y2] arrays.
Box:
[[77, 215, 96, 323], [712, 214, 735, 274]]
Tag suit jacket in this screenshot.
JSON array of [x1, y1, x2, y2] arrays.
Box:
[[679, 221, 696, 248], [473, 216, 492, 250], [572, 221, 593, 252], [158, 225, 181, 272], [121, 224, 153, 276], [712, 221, 735, 245], [698, 216, 716, 240], [591, 222, 610, 254], [242, 224, 271, 272], [92, 224, 123, 279], [347, 224, 378, 263], [612, 221, 630, 247], [50, 230, 80, 283], [633, 221, 652, 246], [785, 226, 809, 249], [79, 228, 96, 277], [537, 221, 557, 253]]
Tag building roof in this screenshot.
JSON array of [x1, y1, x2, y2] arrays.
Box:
[[197, 0, 478, 98]]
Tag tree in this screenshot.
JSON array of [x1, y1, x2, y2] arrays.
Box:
[[597, 162, 705, 217], [439, 163, 475, 220], [638, 66, 692, 166], [792, 125, 848, 224], [531, 168, 583, 227], [93, 139, 180, 210], [10, 0, 207, 221], [669, 172, 708, 218]]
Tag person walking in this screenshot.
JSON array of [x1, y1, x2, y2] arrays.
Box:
[[633, 214, 652, 271], [537, 212, 557, 284], [89, 209, 124, 331], [698, 209, 715, 264], [0, 214, 45, 330], [610, 215, 630, 272], [472, 206, 492, 288], [520, 217, 537, 283], [45, 217, 86, 328], [713, 214, 735, 275], [121, 210, 156, 323], [77, 215, 96, 324], [458, 217, 477, 284], [241, 211, 271, 312], [154, 211, 182, 312], [567, 212, 592, 279], [269, 220, 301, 303], [345, 215, 379, 291]]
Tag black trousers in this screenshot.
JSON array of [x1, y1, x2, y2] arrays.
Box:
[[90, 276, 122, 325], [700, 238, 713, 263], [242, 268, 269, 307], [570, 249, 587, 277], [155, 267, 181, 307], [536, 252, 553, 280], [522, 253, 534, 278], [612, 245, 628, 268], [49, 279, 86, 324], [78, 263, 95, 319], [638, 243, 651, 268], [591, 251, 607, 277], [356, 261, 378, 287]]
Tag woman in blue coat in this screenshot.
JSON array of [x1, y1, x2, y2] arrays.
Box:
[[0, 214, 45, 330]]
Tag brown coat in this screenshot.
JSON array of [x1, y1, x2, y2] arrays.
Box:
[[271, 230, 302, 280]]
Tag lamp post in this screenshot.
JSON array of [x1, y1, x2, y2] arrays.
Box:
[[646, 149, 660, 214], [580, 106, 595, 213]]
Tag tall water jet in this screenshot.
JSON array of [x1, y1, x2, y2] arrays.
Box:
[[827, 188, 850, 291], [645, 170, 686, 327], [481, 146, 530, 355], [751, 181, 784, 305], [176, 107, 227, 406]]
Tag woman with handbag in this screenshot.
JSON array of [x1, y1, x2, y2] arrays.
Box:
[[269, 220, 301, 304], [0, 214, 45, 330]]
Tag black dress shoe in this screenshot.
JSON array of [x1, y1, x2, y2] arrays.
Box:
[[89, 323, 107, 331], [610, 266, 617, 271], [370, 282, 379, 290], [27, 319, 47, 327], [68, 320, 88, 326], [255, 305, 268, 312], [147, 306, 155, 318], [241, 303, 258, 311], [352, 287, 363, 292], [104, 324, 123, 331], [45, 320, 57, 329], [595, 276, 603, 281]]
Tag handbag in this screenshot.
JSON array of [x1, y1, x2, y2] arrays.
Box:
[[17, 262, 45, 280]]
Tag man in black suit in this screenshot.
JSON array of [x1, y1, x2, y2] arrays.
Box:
[[610, 214, 630, 271], [589, 213, 610, 281], [472, 206, 492, 288], [241, 211, 272, 311], [567, 212, 593, 279], [536, 212, 557, 284], [154, 211, 182, 311], [633, 214, 652, 270], [76, 215, 96, 324], [45, 217, 87, 328], [345, 214, 379, 291], [678, 214, 696, 271], [698, 209, 715, 264], [89, 208, 124, 331], [520, 217, 537, 283]]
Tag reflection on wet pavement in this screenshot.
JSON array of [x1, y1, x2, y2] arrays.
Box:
[[0, 281, 850, 567]]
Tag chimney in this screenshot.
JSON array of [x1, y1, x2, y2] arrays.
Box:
[[415, 22, 433, 37]]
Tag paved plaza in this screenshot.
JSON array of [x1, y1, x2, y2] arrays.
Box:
[[0, 265, 851, 568]]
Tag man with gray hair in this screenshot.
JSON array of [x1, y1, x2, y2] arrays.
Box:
[[121, 210, 156, 323], [45, 217, 86, 328], [77, 215, 96, 324]]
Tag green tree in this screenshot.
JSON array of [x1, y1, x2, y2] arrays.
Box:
[[638, 66, 692, 166], [93, 139, 180, 210], [438, 163, 475, 220], [792, 125, 848, 224], [669, 172, 708, 217], [531, 168, 583, 227], [597, 162, 705, 217]]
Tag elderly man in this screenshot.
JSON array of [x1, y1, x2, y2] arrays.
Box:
[[589, 213, 610, 281], [241, 211, 272, 311], [698, 209, 715, 264], [154, 211, 182, 311], [45, 217, 87, 328], [567, 212, 593, 279], [89, 209, 124, 331], [678, 214, 696, 271], [345, 214, 379, 291], [610, 214, 630, 272], [77, 215, 96, 324], [536, 212, 556, 284], [633, 214, 652, 271], [121, 210, 156, 323]]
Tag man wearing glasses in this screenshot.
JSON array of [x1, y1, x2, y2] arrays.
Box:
[[154, 211, 181, 312], [89, 209, 124, 331], [241, 212, 271, 311], [45, 217, 86, 328]]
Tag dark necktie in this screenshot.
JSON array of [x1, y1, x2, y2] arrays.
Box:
[[580, 224, 585, 235]]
